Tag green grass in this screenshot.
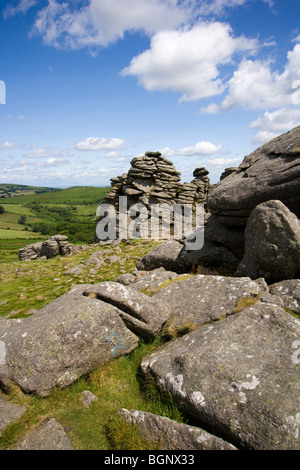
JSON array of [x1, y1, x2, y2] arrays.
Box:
[[0, 212, 23, 230], [0, 238, 160, 318], [283, 306, 300, 320]]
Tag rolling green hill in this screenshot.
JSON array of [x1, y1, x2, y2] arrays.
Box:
[[0, 185, 110, 257], [0, 183, 59, 199], [1, 185, 110, 205]]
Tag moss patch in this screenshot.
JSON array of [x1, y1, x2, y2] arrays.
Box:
[[233, 295, 261, 314], [162, 320, 198, 341], [283, 306, 300, 320]]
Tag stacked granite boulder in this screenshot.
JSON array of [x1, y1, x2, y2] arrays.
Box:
[[18, 241, 44, 261], [100, 151, 181, 211], [19, 235, 86, 261], [96, 151, 210, 240], [100, 173, 128, 208], [176, 167, 210, 206]]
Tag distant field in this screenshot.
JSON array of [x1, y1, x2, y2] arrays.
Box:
[[0, 185, 110, 256], [0, 237, 49, 262], [0, 204, 38, 216], [0, 205, 44, 228], [2, 186, 110, 205], [0, 228, 48, 239], [0, 183, 59, 199]]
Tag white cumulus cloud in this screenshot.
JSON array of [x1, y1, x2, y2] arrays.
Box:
[[30, 0, 191, 50], [75, 137, 125, 151], [160, 140, 222, 157], [122, 22, 257, 102], [250, 108, 300, 133], [249, 108, 300, 144], [207, 157, 241, 166], [202, 42, 300, 113], [179, 141, 222, 155]]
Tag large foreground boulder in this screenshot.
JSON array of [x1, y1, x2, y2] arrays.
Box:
[[207, 126, 300, 226], [237, 200, 300, 281], [141, 303, 300, 450], [119, 409, 237, 450], [153, 274, 263, 333], [82, 282, 171, 339], [0, 285, 139, 397]]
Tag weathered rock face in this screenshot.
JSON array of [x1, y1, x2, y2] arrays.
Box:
[[204, 214, 245, 258], [124, 267, 182, 294], [40, 239, 60, 259], [82, 282, 171, 339], [181, 239, 240, 273], [207, 126, 300, 226], [220, 167, 238, 180], [136, 239, 186, 273], [153, 274, 263, 332], [18, 242, 43, 261], [269, 279, 300, 314], [0, 285, 139, 397], [141, 302, 300, 450], [176, 167, 210, 206], [19, 235, 86, 261], [236, 200, 300, 281], [119, 409, 237, 450], [99, 152, 181, 212]]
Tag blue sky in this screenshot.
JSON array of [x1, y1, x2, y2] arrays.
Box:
[[0, 0, 300, 187]]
